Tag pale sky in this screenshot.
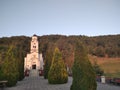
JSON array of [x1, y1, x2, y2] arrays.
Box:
[[0, 0, 120, 37]]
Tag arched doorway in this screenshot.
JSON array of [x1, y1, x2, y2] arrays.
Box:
[[32, 64, 36, 69]]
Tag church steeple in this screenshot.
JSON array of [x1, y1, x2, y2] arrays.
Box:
[[30, 35, 39, 53], [24, 35, 44, 71]]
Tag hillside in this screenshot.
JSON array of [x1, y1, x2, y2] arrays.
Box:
[[38, 34, 120, 57], [89, 55, 120, 77], [0, 34, 120, 57], [0, 34, 120, 77]]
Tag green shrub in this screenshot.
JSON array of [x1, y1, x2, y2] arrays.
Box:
[[48, 47, 68, 84], [71, 41, 97, 90]]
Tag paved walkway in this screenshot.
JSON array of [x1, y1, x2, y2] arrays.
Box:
[[5, 70, 120, 90]]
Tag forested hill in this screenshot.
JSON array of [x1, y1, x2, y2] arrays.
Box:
[[0, 34, 119, 85], [0, 34, 120, 59]]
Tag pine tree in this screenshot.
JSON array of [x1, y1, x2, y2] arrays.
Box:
[[93, 60, 104, 76], [17, 47, 25, 81], [71, 41, 97, 90], [0, 55, 3, 80], [0, 66, 4, 80], [2, 46, 19, 87], [44, 50, 53, 79], [48, 47, 68, 84]]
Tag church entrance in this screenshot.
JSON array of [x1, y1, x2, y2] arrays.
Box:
[[32, 64, 36, 69]]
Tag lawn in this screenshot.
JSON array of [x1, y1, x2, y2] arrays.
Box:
[[89, 55, 120, 78]]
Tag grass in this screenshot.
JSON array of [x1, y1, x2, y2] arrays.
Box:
[[89, 55, 120, 78], [104, 72, 120, 78]]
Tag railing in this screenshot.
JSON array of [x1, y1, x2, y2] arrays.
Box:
[[96, 76, 120, 86]]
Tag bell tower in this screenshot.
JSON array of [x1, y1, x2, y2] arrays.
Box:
[[30, 34, 39, 53]]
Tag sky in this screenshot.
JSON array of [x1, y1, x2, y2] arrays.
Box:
[[0, 0, 120, 37]]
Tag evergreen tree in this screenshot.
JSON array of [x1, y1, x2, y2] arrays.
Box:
[[0, 55, 3, 80], [93, 60, 104, 76], [17, 47, 25, 81], [0, 66, 4, 80], [71, 41, 97, 90], [48, 47, 68, 84], [2, 46, 19, 87], [44, 50, 53, 79]]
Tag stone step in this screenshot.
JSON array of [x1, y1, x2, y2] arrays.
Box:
[[29, 70, 39, 77]]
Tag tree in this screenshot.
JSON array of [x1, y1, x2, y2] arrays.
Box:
[[2, 46, 19, 87], [16, 47, 25, 81], [48, 47, 68, 84], [0, 65, 4, 80], [44, 50, 53, 79], [71, 41, 97, 90], [93, 60, 104, 76]]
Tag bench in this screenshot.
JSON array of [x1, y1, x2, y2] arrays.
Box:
[[0, 80, 8, 89]]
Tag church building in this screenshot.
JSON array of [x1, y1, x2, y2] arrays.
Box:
[[24, 35, 44, 71]]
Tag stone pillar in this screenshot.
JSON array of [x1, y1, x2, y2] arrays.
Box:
[[101, 76, 105, 84]]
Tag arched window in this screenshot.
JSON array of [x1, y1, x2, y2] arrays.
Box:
[[33, 46, 36, 48]]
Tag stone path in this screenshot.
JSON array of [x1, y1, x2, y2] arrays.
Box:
[[5, 70, 120, 90], [29, 70, 39, 77]]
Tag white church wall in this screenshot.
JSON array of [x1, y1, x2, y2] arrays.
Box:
[[24, 35, 44, 71]]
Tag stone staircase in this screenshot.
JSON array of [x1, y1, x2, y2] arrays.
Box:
[[29, 70, 39, 77]]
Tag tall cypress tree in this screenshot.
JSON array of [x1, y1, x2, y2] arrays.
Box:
[[17, 47, 25, 81], [71, 41, 97, 90], [44, 50, 53, 79], [48, 47, 68, 84], [2, 46, 19, 87]]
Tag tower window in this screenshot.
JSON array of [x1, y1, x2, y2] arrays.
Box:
[[33, 46, 36, 48]]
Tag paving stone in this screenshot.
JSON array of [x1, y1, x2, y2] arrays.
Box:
[[5, 70, 120, 90]]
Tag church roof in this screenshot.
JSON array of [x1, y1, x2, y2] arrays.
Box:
[[33, 34, 37, 36]]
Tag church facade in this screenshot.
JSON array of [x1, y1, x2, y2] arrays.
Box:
[[24, 35, 44, 71]]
